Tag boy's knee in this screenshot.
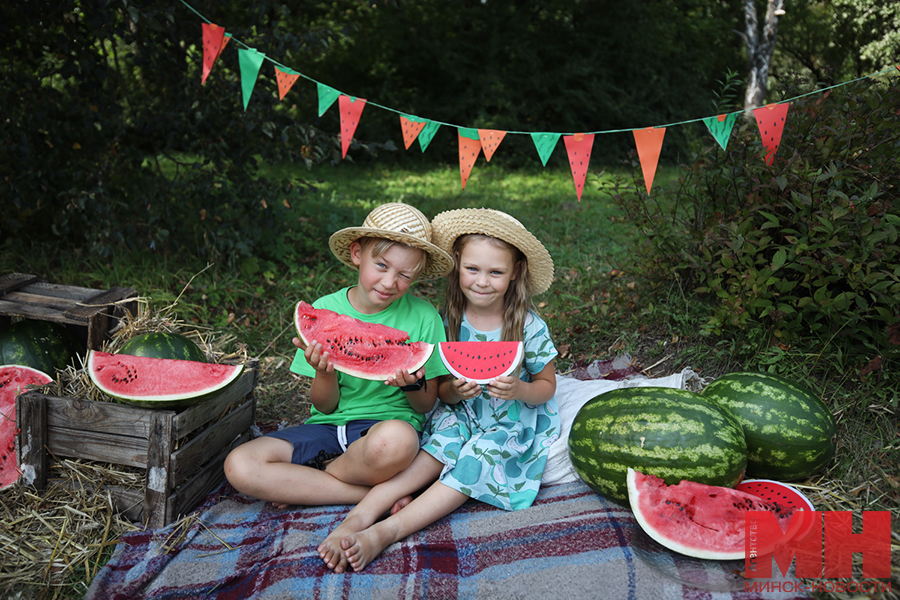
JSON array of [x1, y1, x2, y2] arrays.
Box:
[[361, 420, 419, 470]]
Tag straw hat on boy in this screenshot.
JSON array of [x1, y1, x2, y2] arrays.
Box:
[[432, 208, 554, 294], [329, 202, 453, 279]]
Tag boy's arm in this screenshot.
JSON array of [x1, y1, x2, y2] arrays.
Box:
[[294, 337, 341, 414]]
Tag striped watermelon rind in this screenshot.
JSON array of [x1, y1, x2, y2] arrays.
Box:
[[568, 387, 748, 505], [701, 371, 836, 481], [119, 332, 207, 362], [0, 320, 82, 374]]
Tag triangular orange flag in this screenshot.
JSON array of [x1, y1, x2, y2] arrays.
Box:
[[217, 33, 232, 60], [458, 128, 482, 190], [339, 95, 367, 159], [753, 102, 790, 165], [399, 115, 427, 150], [274, 66, 300, 101], [633, 126, 666, 194], [478, 129, 507, 162], [563, 133, 595, 201], [201, 23, 226, 85]]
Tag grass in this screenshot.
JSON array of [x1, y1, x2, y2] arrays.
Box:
[[1, 161, 898, 598]]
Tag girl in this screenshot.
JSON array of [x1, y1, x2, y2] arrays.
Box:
[[318, 208, 559, 573]]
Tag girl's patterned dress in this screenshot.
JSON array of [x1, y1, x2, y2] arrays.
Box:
[[422, 310, 560, 511]]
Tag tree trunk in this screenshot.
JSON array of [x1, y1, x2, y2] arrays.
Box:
[[743, 0, 785, 111]]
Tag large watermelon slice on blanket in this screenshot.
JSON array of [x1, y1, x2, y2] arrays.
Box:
[[87, 351, 243, 408], [627, 468, 805, 561], [1, 365, 53, 489], [294, 301, 434, 381], [438, 341, 523, 384]]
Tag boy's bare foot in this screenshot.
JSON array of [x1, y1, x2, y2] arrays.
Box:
[[342, 521, 399, 572], [318, 513, 368, 573], [389, 494, 413, 515]]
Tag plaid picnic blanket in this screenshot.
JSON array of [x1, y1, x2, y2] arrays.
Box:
[[85, 479, 810, 600]]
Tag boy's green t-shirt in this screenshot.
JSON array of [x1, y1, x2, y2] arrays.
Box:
[[290, 287, 448, 430]]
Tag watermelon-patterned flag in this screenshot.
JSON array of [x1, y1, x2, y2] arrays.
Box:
[[754, 102, 790, 165], [633, 126, 666, 195], [217, 33, 232, 60], [418, 120, 441, 152], [274, 66, 300, 101], [317, 83, 340, 117], [201, 23, 226, 85], [563, 133, 595, 201], [238, 48, 266, 111], [339, 95, 367, 159], [531, 132, 560, 166], [478, 129, 506, 162], [703, 113, 738, 151], [458, 128, 482, 190], [399, 115, 427, 150]]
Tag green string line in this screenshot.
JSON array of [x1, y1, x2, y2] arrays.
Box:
[[180, 0, 898, 137]]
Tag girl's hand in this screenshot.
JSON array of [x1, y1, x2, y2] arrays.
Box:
[[300, 339, 334, 374], [451, 377, 481, 401], [484, 375, 521, 401]]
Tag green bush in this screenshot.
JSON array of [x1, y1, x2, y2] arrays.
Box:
[[605, 78, 900, 361]]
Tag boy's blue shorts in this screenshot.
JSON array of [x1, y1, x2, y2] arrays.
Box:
[[265, 420, 420, 469]]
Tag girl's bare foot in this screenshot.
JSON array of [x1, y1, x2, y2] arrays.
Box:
[[389, 494, 413, 515], [317, 513, 367, 573], [342, 521, 399, 572]]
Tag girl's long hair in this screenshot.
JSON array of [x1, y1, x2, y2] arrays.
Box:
[[445, 234, 534, 343]]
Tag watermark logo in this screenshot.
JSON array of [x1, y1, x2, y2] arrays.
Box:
[[745, 510, 891, 579]]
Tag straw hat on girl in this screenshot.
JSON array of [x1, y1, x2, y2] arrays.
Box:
[[431, 208, 554, 294], [329, 202, 453, 279]]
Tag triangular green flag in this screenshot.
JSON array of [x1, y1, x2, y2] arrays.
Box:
[[418, 121, 441, 152], [703, 113, 738, 151], [458, 127, 480, 141], [531, 132, 560, 166], [238, 48, 266, 111], [317, 83, 340, 117]]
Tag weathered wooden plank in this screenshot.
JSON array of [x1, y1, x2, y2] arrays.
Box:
[[144, 412, 174, 528], [0, 299, 74, 324], [169, 431, 250, 520], [2, 290, 81, 311], [0, 273, 42, 296], [46, 425, 149, 466], [16, 392, 47, 490], [173, 364, 257, 440], [170, 398, 255, 486], [63, 286, 137, 321], [44, 394, 160, 438], [22, 280, 99, 300]]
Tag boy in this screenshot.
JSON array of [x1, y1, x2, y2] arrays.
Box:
[[224, 203, 453, 508]]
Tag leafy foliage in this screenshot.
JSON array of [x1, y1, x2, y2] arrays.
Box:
[[604, 77, 900, 365]]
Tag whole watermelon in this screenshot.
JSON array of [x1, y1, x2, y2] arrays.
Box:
[[119, 332, 206, 362], [568, 387, 748, 505], [0, 320, 82, 374], [701, 372, 835, 481]]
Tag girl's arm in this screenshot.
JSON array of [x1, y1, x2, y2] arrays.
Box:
[[484, 359, 556, 406]]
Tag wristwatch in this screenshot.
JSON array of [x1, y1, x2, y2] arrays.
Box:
[[400, 377, 427, 392]]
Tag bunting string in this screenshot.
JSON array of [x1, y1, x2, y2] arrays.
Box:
[[181, 0, 899, 200]]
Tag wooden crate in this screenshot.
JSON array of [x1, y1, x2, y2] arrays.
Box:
[[16, 360, 258, 528], [0, 272, 138, 351]]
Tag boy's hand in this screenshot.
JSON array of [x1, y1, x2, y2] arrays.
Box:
[[295, 337, 334, 374], [385, 368, 423, 389]]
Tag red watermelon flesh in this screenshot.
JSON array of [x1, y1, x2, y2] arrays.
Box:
[[477, 129, 506, 162], [274, 66, 300, 101], [87, 351, 243, 407], [737, 479, 815, 541], [438, 341, 524, 384], [1, 365, 52, 489], [294, 301, 434, 381], [458, 132, 482, 189], [627, 468, 805, 560], [201, 23, 226, 85], [564, 133, 595, 201], [753, 103, 790, 165]]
